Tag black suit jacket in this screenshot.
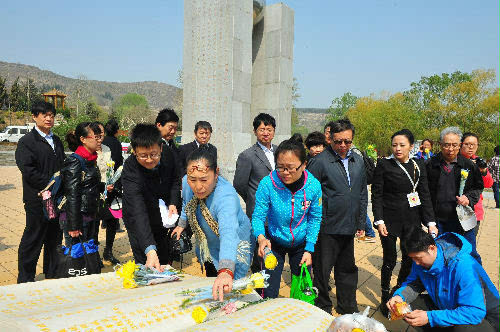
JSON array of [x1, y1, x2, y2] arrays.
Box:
[[102, 135, 124, 170], [15, 128, 66, 202], [179, 140, 217, 175], [233, 142, 277, 218], [371, 158, 435, 236]]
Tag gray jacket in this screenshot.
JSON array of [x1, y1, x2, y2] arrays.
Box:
[[233, 142, 277, 218], [307, 146, 368, 235]]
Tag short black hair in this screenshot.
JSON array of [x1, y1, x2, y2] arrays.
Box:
[[290, 133, 303, 144], [31, 101, 56, 116], [421, 138, 434, 148], [404, 228, 436, 254], [253, 113, 276, 131], [391, 129, 415, 145], [305, 131, 327, 149], [461, 132, 479, 144], [186, 145, 217, 173], [130, 123, 163, 150], [330, 118, 355, 138], [65, 121, 102, 152], [324, 121, 335, 133], [494, 145, 499, 156], [194, 121, 212, 133], [155, 108, 179, 126], [105, 118, 119, 136], [274, 139, 307, 165]]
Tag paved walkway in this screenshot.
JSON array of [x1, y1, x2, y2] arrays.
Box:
[[0, 166, 498, 331]]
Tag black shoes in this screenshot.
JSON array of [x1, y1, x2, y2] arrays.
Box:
[[103, 249, 120, 265], [380, 289, 390, 318]]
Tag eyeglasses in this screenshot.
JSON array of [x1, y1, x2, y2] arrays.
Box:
[[462, 143, 478, 148], [86, 135, 103, 141], [276, 163, 303, 174], [135, 152, 161, 160], [441, 143, 460, 150], [332, 139, 352, 145]]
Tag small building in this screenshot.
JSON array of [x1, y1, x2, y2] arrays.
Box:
[[42, 89, 67, 109]]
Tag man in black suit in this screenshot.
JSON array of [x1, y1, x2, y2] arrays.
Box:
[[233, 113, 277, 273], [179, 121, 217, 176], [15, 101, 66, 283], [155, 108, 181, 169]]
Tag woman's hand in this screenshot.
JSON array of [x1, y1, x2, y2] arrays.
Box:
[[299, 251, 312, 266], [145, 250, 164, 272], [168, 204, 178, 217], [212, 271, 233, 301], [68, 230, 82, 238], [377, 224, 389, 237], [257, 235, 272, 258], [171, 226, 184, 240]]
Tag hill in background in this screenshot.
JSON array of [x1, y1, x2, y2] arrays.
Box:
[[0, 61, 180, 110]]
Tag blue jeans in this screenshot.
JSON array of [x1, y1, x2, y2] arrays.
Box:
[[437, 220, 482, 265], [365, 214, 376, 237], [493, 181, 499, 208]]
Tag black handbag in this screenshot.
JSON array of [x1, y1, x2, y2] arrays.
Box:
[[56, 237, 101, 278]]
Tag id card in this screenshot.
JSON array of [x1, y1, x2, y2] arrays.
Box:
[[407, 192, 421, 207]]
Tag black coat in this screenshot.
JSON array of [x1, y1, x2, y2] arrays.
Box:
[[426, 153, 483, 218], [61, 154, 102, 231], [102, 135, 123, 170], [179, 140, 217, 175], [307, 146, 368, 235], [371, 158, 435, 237], [122, 148, 181, 254], [15, 128, 66, 202]]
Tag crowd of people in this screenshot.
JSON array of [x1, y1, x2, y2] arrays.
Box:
[[14, 100, 499, 331]]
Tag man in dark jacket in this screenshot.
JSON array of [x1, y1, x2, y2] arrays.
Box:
[[388, 229, 498, 331], [155, 108, 182, 176], [179, 121, 217, 176], [15, 101, 66, 283], [102, 118, 123, 170], [426, 127, 483, 264], [122, 124, 181, 270], [307, 118, 367, 315]]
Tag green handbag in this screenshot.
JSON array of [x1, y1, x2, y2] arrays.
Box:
[[290, 263, 318, 305]]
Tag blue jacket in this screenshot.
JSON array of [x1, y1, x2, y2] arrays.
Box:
[[252, 170, 322, 252], [179, 176, 254, 279], [394, 232, 499, 328]]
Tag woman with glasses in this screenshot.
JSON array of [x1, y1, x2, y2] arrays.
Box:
[[122, 124, 181, 271], [61, 122, 104, 247], [171, 146, 254, 301], [251, 139, 322, 298], [371, 129, 435, 317]]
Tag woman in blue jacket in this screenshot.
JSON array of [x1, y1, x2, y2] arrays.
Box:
[[252, 139, 322, 298], [171, 147, 254, 301]]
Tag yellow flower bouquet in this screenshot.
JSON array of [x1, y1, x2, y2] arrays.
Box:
[[115, 260, 183, 288]]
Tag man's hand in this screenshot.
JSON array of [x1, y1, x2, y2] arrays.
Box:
[[68, 230, 82, 238], [171, 226, 184, 240], [377, 224, 388, 237], [106, 184, 114, 192], [257, 235, 272, 258], [168, 205, 178, 217], [356, 229, 365, 238], [145, 250, 164, 272], [428, 225, 439, 238], [456, 195, 469, 206], [386, 295, 404, 314], [212, 271, 233, 301], [404, 310, 429, 327], [300, 252, 312, 266]]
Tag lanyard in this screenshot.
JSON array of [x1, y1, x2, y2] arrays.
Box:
[[395, 159, 420, 192]]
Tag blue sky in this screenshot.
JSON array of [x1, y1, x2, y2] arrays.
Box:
[[1, 0, 498, 108]]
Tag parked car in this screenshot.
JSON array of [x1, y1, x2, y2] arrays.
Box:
[[0, 126, 31, 143]]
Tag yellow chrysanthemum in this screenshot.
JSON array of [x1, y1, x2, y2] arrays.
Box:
[[191, 305, 208, 324], [425, 148, 430, 153], [107, 161, 115, 168], [240, 285, 254, 295], [264, 253, 278, 270], [116, 260, 138, 280], [352, 329, 365, 332], [123, 278, 137, 289], [461, 170, 469, 179], [250, 272, 265, 288]]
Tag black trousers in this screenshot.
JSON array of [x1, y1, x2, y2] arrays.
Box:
[[313, 233, 358, 314], [380, 233, 412, 291], [410, 294, 495, 332], [18, 201, 62, 283]]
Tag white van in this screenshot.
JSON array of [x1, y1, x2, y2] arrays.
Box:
[[0, 126, 31, 143]]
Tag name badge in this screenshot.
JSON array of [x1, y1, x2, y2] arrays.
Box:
[[407, 192, 421, 207]]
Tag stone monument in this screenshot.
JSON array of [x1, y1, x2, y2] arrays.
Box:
[[182, 0, 294, 180]]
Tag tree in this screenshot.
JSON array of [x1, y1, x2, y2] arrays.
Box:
[[21, 78, 42, 112], [111, 93, 152, 130], [9, 77, 24, 112], [0, 75, 8, 110], [327, 92, 358, 121], [85, 99, 101, 121], [291, 77, 308, 135]]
